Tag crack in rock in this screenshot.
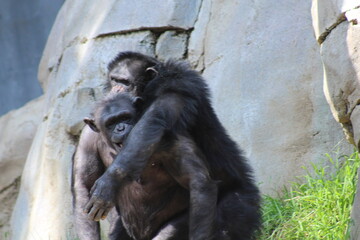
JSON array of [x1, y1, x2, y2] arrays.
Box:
[[318, 5, 360, 44], [95, 26, 192, 39], [50, 27, 193, 74], [0, 176, 20, 195], [317, 13, 346, 44]]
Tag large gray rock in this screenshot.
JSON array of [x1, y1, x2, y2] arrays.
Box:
[[311, 1, 360, 239], [0, 96, 44, 236], [38, 0, 202, 90], [8, 0, 354, 239], [0, 96, 44, 190], [312, 1, 360, 147], [189, 0, 350, 192]]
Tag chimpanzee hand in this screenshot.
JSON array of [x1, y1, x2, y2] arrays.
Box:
[[84, 173, 118, 221]]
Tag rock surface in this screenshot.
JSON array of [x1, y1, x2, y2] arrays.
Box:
[[311, 1, 360, 239], [156, 31, 188, 61], [0, 96, 44, 236], [189, 0, 351, 192], [4, 0, 358, 239]]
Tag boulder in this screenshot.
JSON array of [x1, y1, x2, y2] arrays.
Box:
[[311, 1, 360, 238], [38, 0, 202, 90], [0, 96, 44, 236], [188, 0, 351, 192]]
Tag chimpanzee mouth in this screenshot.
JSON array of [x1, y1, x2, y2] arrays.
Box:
[[113, 142, 123, 150], [112, 137, 124, 150]]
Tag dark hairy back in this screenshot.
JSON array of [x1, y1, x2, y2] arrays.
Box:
[[142, 60, 257, 191]]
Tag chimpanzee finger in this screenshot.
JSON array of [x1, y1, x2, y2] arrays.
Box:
[[88, 203, 102, 221], [94, 208, 105, 222], [101, 207, 112, 220], [90, 183, 97, 195], [83, 197, 95, 214]]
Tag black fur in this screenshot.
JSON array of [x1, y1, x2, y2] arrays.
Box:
[[85, 52, 261, 239], [74, 93, 217, 240]]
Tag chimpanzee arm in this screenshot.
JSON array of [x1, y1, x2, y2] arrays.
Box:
[[163, 136, 218, 240], [85, 93, 194, 219], [111, 93, 188, 177], [72, 127, 105, 240]]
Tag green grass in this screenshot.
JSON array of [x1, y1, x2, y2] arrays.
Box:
[[259, 151, 360, 240]]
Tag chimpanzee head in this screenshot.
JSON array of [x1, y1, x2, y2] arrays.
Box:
[[106, 51, 159, 96], [84, 93, 142, 151]]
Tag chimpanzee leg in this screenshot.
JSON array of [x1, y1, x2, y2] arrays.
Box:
[[153, 213, 189, 240], [215, 190, 261, 240], [72, 127, 106, 240], [163, 135, 260, 240], [163, 136, 218, 240], [153, 190, 260, 240], [108, 210, 133, 240]]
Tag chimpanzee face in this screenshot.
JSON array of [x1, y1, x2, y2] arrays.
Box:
[[101, 102, 136, 150], [108, 59, 137, 94], [84, 94, 141, 151], [108, 59, 158, 96]]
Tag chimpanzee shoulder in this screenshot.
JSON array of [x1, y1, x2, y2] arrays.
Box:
[[144, 60, 210, 102]]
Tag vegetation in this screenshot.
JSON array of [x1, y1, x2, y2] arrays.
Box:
[[259, 151, 360, 239]]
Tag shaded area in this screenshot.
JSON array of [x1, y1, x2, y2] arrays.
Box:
[[0, 0, 63, 116]]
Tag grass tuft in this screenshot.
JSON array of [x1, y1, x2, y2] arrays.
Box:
[[259, 151, 360, 239]]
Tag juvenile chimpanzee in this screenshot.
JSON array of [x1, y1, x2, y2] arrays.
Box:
[[73, 93, 217, 240], [85, 52, 261, 239]]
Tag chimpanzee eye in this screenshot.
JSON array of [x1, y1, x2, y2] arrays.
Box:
[[111, 77, 130, 86], [105, 117, 130, 130]]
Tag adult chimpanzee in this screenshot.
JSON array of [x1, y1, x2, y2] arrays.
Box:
[[73, 92, 216, 240], [85, 52, 261, 239]]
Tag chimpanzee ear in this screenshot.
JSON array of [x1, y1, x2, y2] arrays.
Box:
[[145, 67, 158, 81], [84, 117, 100, 133], [133, 97, 144, 109]]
